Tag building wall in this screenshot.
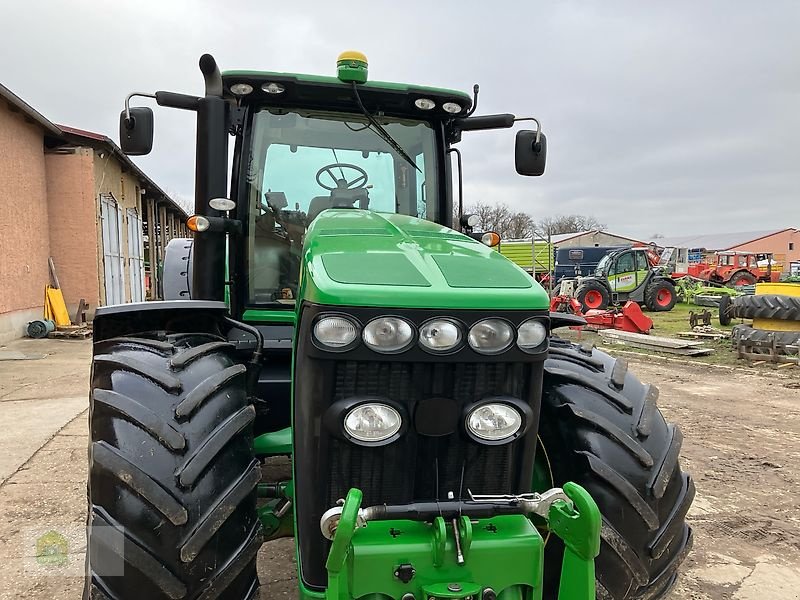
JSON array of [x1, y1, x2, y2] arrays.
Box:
[[0, 105, 51, 341], [45, 149, 99, 313], [731, 229, 800, 273], [93, 152, 143, 305], [554, 232, 641, 249]]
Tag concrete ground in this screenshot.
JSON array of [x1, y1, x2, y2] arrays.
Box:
[[1, 337, 799, 599]]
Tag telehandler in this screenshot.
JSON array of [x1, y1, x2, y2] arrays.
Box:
[[85, 52, 693, 600]]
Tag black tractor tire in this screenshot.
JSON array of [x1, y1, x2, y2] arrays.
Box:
[[644, 280, 677, 312], [731, 324, 800, 350], [85, 334, 261, 600], [575, 280, 611, 313], [718, 294, 733, 326], [727, 271, 757, 287], [540, 338, 694, 599], [733, 294, 800, 321]]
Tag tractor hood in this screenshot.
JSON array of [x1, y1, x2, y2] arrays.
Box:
[[298, 209, 549, 310]]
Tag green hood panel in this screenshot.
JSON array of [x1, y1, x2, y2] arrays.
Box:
[[299, 210, 549, 310]]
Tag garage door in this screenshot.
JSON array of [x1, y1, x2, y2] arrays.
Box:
[[127, 208, 145, 303], [100, 194, 125, 306]]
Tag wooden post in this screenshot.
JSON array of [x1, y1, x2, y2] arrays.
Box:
[[145, 198, 158, 300]]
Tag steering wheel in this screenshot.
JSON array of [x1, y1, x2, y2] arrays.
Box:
[[315, 163, 368, 191]]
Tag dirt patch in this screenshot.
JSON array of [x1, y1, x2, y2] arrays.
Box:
[[626, 357, 800, 599]]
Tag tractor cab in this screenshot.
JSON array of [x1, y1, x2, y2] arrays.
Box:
[[574, 246, 677, 312]]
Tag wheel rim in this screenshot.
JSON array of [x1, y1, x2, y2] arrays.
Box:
[[656, 288, 673, 307], [585, 290, 603, 309]]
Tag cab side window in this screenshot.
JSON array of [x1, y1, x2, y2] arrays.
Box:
[[635, 251, 649, 272], [614, 252, 635, 274]]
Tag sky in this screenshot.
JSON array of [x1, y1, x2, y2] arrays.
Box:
[[2, 1, 798, 239]]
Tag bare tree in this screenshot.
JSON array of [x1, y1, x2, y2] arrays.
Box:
[[505, 212, 535, 239], [463, 201, 537, 239], [536, 214, 606, 237]]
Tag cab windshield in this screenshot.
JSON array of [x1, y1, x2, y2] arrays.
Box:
[[595, 255, 611, 277], [243, 108, 439, 305]]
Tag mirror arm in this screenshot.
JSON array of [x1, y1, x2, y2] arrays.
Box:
[[124, 91, 202, 126], [447, 148, 464, 232], [513, 116, 542, 145], [123, 92, 156, 124]]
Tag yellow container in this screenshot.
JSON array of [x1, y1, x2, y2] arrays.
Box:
[[753, 282, 800, 331], [755, 282, 800, 297]]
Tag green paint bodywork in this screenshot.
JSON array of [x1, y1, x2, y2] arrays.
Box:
[[296, 209, 550, 310], [607, 269, 650, 293], [300, 485, 600, 600], [253, 426, 292, 455]]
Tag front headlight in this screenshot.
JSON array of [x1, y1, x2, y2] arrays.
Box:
[[363, 317, 414, 353], [468, 319, 514, 354], [419, 318, 462, 353], [313, 315, 359, 349], [466, 402, 523, 442], [517, 319, 548, 350], [344, 403, 402, 442]]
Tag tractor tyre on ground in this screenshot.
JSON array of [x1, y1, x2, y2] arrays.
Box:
[[732, 294, 800, 321], [85, 334, 261, 600], [731, 324, 800, 352], [644, 280, 677, 312], [540, 338, 694, 599], [718, 294, 733, 326], [576, 281, 611, 313], [727, 271, 757, 287]]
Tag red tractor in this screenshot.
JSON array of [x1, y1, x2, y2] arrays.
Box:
[[697, 251, 780, 287]]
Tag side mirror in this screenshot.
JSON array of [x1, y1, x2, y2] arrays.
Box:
[[515, 130, 547, 176], [119, 107, 154, 156]]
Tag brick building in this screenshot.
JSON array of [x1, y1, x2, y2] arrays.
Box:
[[0, 83, 188, 342], [655, 229, 800, 274]]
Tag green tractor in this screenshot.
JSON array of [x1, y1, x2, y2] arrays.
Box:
[[574, 247, 678, 314], [85, 52, 693, 600]]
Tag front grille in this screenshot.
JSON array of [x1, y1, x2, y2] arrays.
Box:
[[326, 361, 526, 507], [292, 304, 548, 590]]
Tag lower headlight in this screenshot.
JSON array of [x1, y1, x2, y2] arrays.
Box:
[[363, 317, 414, 353], [517, 319, 547, 350], [466, 403, 523, 442], [468, 319, 514, 354], [344, 403, 402, 442]]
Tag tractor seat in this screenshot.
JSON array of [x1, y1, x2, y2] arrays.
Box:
[[307, 196, 334, 223]]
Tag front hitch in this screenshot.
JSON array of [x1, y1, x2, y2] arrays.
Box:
[[321, 483, 601, 600]]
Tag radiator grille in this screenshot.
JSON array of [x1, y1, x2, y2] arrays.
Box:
[[326, 361, 526, 507]]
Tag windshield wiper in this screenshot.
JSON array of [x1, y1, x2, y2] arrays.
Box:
[[351, 82, 421, 173]]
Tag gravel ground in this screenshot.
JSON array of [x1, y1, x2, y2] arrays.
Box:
[[1, 338, 798, 599]]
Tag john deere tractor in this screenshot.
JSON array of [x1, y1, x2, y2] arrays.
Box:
[[85, 52, 693, 600]]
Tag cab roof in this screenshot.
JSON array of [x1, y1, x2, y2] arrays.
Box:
[[222, 70, 472, 119]]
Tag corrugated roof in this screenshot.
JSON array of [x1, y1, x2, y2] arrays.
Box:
[[549, 230, 645, 245], [653, 229, 792, 251]]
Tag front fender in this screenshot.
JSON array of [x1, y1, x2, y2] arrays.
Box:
[[92, 300, 229, 341]]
